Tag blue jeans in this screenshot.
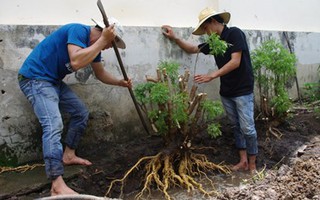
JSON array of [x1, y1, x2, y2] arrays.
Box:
[[221, 93, 258, 155], [19, 78, 89, 179]]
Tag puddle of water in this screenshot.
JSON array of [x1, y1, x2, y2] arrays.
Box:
[[211, 171, 254, 191], [123, 171, 254, 200]]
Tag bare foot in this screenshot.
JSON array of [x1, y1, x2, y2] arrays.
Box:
[[51, 187, 78, 196], [248, 155, 257, 172], [51, 176, 78, 196], [249, 162, 256, 172], [63, 155, 92, 166], [63, 146, 92, 166], [231, 161, 249, 171]]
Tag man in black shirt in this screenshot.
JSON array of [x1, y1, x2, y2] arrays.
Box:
[[162, 7, 258, 172]]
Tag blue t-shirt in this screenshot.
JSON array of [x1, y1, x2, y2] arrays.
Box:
[[19, 23, 101, 84]]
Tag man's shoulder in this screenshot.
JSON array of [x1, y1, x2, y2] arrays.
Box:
[[56, 23, 90, 37], [228, 26, 242, 33], [224, 26, 245, 39], [61, 23, 89, 29]]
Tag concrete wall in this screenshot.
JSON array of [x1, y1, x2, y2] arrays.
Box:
[[1, 0, 320, 32], [1, 24, 319, 165]]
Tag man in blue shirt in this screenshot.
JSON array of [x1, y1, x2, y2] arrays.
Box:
[[162, 7, 258, 172], [18, 21, 131, 195]]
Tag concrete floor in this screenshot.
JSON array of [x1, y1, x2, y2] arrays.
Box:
[[0, 164, 84, 199]]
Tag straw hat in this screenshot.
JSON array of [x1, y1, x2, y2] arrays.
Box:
[[192, 7, 230, 35], [91, 18, 126, 49]]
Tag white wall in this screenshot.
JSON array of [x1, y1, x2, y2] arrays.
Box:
[[0, 0, 216, 27], [0, 0, 319, 32], [220, 0, 320, 32]]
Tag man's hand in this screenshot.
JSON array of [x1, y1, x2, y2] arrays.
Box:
[[161, 25, 199, 54], [194, 74, 214, 84], [101, 24, 116, 44], [118, 78, 132, 89], [161, 25, 177, 40]]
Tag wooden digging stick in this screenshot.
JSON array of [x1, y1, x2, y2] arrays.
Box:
[[97, 0, 150, 135]]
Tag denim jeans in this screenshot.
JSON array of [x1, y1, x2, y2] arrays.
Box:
[[19, 78, 89, 179], [221, 93, 258, 155]]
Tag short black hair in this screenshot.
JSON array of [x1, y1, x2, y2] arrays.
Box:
[[205, 15, 224, 24], [95, 25, 103, 31]]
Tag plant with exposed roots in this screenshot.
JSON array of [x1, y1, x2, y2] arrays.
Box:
[[105, 60, 230, 199], [251, 39, 297, 139]]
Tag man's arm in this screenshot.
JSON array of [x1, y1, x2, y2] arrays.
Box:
[[194, 51, 242, 83], [67, 25, 116, 71], [91, 62, 132, 88], [162, 25, 199, 54]]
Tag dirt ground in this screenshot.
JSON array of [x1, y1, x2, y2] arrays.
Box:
[[216, 110, 320, 200], [5, 104, 320, 200]]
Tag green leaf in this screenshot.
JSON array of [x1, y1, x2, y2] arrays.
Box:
[[205, 33, 228, 56]]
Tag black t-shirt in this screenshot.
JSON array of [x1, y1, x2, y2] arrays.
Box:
[[198, 26, 254, 97]]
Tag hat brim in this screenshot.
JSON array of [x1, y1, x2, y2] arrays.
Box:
[[91, 18, 126, 49], [114, 36, 126, 49], [192, 12, 230, 35]]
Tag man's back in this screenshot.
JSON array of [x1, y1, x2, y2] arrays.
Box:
[[18, 24, 93, 83]]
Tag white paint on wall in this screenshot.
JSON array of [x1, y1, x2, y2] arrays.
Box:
[[219, 0, 320, 33], [0, 0, 319, 32], [0, 0, 217, 27]]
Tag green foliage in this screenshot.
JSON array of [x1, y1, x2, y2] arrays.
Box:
[[251, 39, 297, 119], [303, 66, 320, 118], [172, 93, 188, 123], [251, 40, 296, 91], [134, 82, 156, 104], [148, 110, 168, 134], [202, 100, 224, 138], [303, 66, 320, 102], [271, 88, 292, 118], [202, 100, 224, 121], [134, 60, 224, 138], [303, 82, 320, 102], [158, 60, 180, 83], [206, 33, 228, 56], [207, 123, 222, 138], [150, 83, 170, 104], [135, 82, 171, 135]]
